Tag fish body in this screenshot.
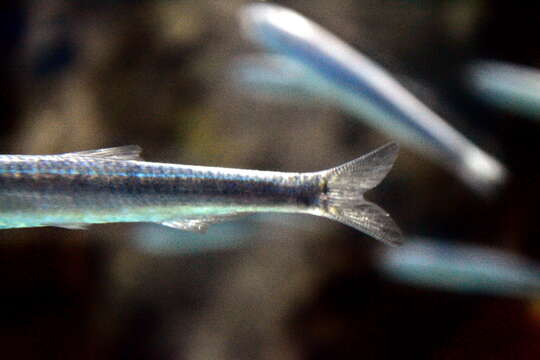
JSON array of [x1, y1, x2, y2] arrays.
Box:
[[377, 238, 540, 298], [238, 3, 507, 196], [0, 144, 402, 245], [467, 60, 540, 119]]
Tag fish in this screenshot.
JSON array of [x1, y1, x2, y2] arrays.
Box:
[[467, 60, 540, 120], [0, 143, 402, 245], [238, 3, 508, 196], [133, 221, 254, 255], [231, 54, 322, 105], [376, 237, 540, 299], [134, 214, 323, 255]]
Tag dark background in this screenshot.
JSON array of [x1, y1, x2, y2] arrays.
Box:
[[1, 0, 540, 359]]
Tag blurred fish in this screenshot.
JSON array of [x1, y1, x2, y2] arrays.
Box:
[[467, 60, 540, 119], [133, 221, 255, 255], [134, 213, 321, 255], [134, 211, 321, 255], [376, 237, 540, 298], [0, 143, 402, 245], [238, 3, 508, 196], [232, 54, 322, 105]]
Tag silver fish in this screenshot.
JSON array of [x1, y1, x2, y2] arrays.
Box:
[[376, 237, 540, 299], [0, 143, 402, 245], [238, 3, 508, 196], [467, 60, 540, 120]]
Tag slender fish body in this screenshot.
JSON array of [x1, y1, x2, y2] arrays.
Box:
[[0, 144, 402, 245], [376, 238, 540, 299], [467, 60, 540, 120], [232, 54, 321, 105], [238, 3, 507, 196]]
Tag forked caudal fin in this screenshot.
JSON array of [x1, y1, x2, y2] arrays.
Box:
[[320, 143, 402, 246]]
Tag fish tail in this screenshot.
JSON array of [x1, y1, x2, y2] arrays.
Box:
[[319, 143, 402, 245]]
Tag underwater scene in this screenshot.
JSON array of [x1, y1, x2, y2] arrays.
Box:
[[1, 0, 540, 359]]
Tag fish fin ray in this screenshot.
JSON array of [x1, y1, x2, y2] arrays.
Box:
[[326, 142, 399, 192], [322, 143, 402, 245], [62, 145, 143, 161], [159, 213, 254, 233], [323, 201, 402, 246], [161, 220, 210, 233], [49, 223, 90, 230]]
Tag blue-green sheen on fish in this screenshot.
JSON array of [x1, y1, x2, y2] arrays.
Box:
[[0, 144, 402, 245], [376, 238, 540, 299], [467, 60, 540, 120]]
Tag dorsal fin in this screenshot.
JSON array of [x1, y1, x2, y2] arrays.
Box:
[[61, 145, 143, 161]]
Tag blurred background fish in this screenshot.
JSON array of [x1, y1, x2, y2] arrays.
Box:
[[2, 1, 540, 360], [236, 3, 508, 197], [133, 221, 255, 255], [376, 238, 540, 299], [467, 60, 540, 120]]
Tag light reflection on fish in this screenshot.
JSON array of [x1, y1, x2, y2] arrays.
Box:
[[0, 144, 402, 245], [238, 3, 508, 196], [467, 60, 540, 119], [376, 238, 540, 298]]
